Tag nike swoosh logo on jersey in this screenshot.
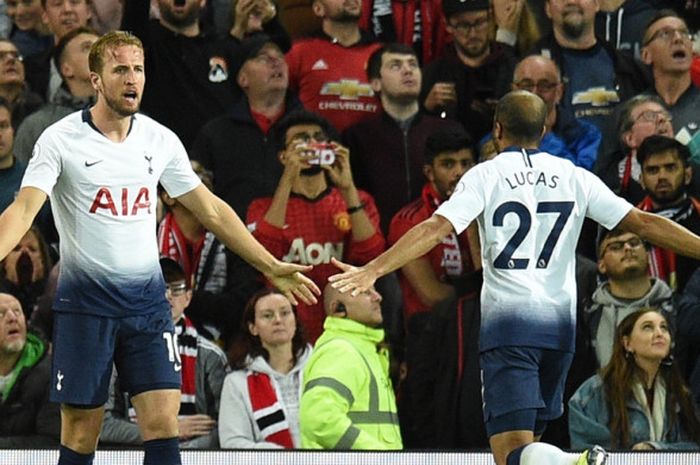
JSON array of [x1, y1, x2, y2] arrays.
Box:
[[84, 160, 103, 167]]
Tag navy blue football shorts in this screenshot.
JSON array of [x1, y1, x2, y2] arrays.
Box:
[[480, 346, 573, 437], [50, 307, 182, 406]]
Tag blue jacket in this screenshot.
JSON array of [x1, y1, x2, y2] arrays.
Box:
[[569, 374, 699, 451]]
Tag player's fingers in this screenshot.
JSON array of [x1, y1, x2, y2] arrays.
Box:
[[329, 257, 354, 273]]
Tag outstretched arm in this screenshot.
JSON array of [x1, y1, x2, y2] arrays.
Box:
[[619, 208, 700, 259], [176, 185, 320, 305], [0, 187, 47, 261], [329, 215, 455, 295]]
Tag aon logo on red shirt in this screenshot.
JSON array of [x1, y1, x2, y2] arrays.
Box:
[[283, 238, 344, 265]]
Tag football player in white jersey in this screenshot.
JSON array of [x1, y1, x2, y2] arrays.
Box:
[[0, 31, 319, 465], [330, 91, 700, 465]]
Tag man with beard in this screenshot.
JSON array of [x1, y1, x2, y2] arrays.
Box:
[[285, 0, 381, 132], [0, 31, 319, 465], [121, 0, 237, 149], [532, 0, 649, 132], [641, 10, 700, 145], [637, 135, 700, 292], [582, 228, 676, 368], [247, 110, 385, 343], [344, 43, 463, 233], [419, 0, 518, 142]]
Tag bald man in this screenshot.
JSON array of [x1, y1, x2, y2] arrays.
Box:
[[299, 283, 402, 450], [0, 292, 60, 446], [511, 55, 601, 170], [329, 90, 700, 465]]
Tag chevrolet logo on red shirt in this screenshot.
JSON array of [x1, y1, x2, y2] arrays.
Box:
[[320, 79, 374, 100]]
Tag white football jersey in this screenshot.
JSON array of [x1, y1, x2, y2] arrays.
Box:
[[436, 149, 632, 352], [22, 110, 201, 316]]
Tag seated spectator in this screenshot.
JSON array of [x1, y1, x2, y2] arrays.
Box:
[[218, 288, 311, 448], [569, 308, 700, 450], [637, 135, 700, 291], [14, 26, 98, 164], [22, 0, 92, 101], [510, 54, 601, 170], [284, 0, 382, 133], [583, 228, 676, 369], [388, 128, 481, 447], [345, 43, 462, 233], [100, 258, 229, 448], [0, 225, 52, 320], [0, 292, 60, 447], [300, 282, 402, 449], [595, 95, 674, 204], [5, 0, 52, 60], [158, 160, 261, 345], [0, 39, 43, 128], [642, 10, 700, 145], [247, 110, 385, 342], [420, 0, 517, 142]]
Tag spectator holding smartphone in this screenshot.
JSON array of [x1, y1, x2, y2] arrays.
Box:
[[247, 110, 385, 342]]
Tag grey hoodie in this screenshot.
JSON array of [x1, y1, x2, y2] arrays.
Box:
[[584, 278, 676, 367]]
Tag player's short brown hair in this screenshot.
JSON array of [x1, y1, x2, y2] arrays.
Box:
[[88, 30, 143, 75]]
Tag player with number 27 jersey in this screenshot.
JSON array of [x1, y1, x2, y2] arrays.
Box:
[[435, 149, 632, 353]]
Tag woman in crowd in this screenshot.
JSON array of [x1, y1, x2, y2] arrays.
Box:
[[569, 308, 700, 450], [219, 288, 311, 448], [0, 224, 52, 319]]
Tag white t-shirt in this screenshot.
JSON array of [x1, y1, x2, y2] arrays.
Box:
[[436, 149, 633, 352], [22, 110, 201, 316]]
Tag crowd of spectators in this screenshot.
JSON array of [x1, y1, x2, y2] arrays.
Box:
[[1, 0, 700, 454]]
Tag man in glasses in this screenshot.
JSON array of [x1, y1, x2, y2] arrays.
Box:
[[582, 228, 676, 368], [0, 39, 42, 128], [511, 54, 601, 170], [246, 110, 385, 343], [596, 94, 675, 204], [420, 0, 518, 141], [641, 9, 700, 145]]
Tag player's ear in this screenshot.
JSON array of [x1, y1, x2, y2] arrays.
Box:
[[90, 72, 102, 93]]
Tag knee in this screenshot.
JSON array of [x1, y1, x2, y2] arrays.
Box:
[[139, 410, 179, 440], [61, 407, 103, 453]]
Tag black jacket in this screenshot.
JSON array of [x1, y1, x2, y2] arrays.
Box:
[[0, 334, 60, 448]]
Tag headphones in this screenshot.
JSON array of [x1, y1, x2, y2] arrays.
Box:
[[335, 302, 347, 317]]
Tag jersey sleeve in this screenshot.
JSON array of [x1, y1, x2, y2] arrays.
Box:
[[159, 134, 202, 198], [434, 165, 487, 234], [579, 168, 633, 229], [20, 133, 62, 196]]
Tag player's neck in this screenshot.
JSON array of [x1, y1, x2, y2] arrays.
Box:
[[90, 104, 133, 143], [323, 22, 361, 47], [653, 71, 691, 107]]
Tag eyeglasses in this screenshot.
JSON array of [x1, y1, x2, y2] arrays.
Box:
[[513, 79, 560, 93], [289, 131, 328, 145], [166, 283, 188, 297], [634, 110, 672, 125], [602, 237, 645, 254], [0, 50, 23, 62], [449, 16, 490, 33], [644, 27, 693, 45]]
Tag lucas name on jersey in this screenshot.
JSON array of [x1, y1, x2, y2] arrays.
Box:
[[504, 169, 560, 190]]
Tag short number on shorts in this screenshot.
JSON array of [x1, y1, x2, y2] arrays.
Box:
[[162, 332, 182, 365], [493, 201, 574, 269]]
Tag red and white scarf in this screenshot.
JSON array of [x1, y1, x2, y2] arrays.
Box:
[[158, 213, 205, 288], [247, 372, 294, 448], [175, 316, 198, 415]]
